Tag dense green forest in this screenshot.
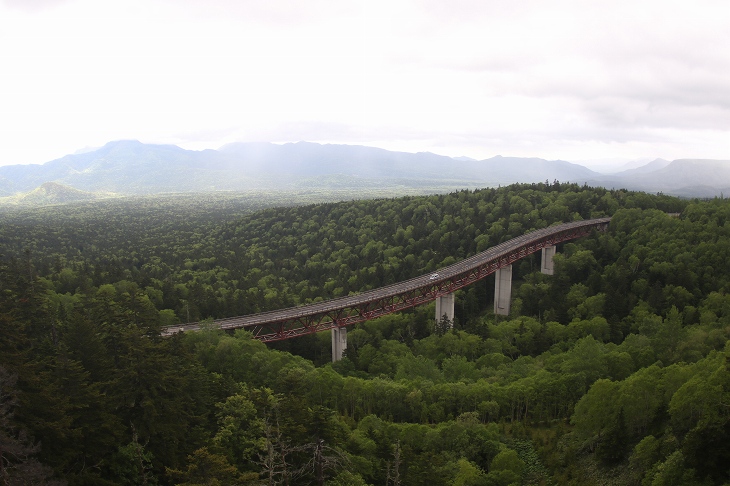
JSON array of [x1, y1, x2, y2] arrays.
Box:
[[1, 183, 728, 485]]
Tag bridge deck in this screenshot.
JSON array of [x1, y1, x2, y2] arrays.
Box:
[[162, 217, 610, 340]]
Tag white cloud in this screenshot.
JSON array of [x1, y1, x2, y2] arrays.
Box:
[[0, 0, 728, 166], [0, 0, 70, 12]]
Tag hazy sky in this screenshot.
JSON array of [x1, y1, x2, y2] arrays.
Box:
[[1, 0, 729, 167]]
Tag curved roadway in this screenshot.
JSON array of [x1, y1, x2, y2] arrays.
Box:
[[163, 217, 611, 340]]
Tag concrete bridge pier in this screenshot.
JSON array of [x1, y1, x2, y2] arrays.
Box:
[[541, 245, 556, 275], [331, 327, 347, 362], [494, 264, 513, 316], [435, 293, 455, 327]]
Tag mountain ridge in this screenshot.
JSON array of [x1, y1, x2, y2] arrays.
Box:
[[0, 141, 728, 200]]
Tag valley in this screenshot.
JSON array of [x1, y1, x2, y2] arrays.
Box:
[[1, 183, 727, 484]]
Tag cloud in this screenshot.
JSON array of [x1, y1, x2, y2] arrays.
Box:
[[155, 0, 361, 26], [393, 0, 730, 133], [0, 0, 728, 166], [0, 0, 70, 11]]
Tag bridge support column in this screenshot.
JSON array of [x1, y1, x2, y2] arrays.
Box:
[[435, 293, 455, 328], [541, 245, 556, 275], [494, 265, 512, 316], [331, 327, 347, 362]]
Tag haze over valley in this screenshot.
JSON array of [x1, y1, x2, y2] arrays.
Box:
[[2, 140, 728, 208]]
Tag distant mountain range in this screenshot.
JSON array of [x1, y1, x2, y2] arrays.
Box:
[[0, 140, 728, 204]]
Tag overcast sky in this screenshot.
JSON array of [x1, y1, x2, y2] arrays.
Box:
[[1, 0, 729, 168]]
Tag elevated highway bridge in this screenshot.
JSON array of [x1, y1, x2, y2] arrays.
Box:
[[163, 218, 611, 358]]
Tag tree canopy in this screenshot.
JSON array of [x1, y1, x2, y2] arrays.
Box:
[[1, 183, 727, 485]]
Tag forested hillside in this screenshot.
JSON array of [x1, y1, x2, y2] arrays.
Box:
[[1, 183, 728, 485]]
